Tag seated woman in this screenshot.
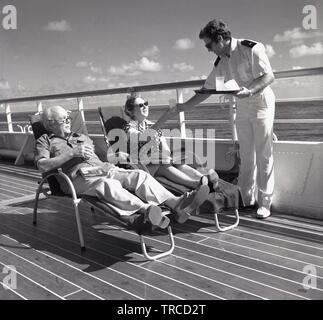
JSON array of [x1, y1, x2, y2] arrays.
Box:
[[123, 94, 219, 191]]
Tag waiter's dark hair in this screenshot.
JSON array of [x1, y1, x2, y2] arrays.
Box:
[[199, 19, 231, 42]]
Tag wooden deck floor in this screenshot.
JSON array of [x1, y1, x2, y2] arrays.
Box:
[[0, 161, 323, 300]]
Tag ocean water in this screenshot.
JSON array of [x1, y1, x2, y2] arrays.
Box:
[[1, 100, 322, 141]]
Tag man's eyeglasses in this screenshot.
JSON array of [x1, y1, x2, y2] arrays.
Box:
[[205, 41, 214, 50], [48, 116, 72, 125], [136, 100, 149, 108]]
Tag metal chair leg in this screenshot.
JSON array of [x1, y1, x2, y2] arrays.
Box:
[[140, 226, 175, 261], [214, 209, 239, 232], [33, 179, 48, 225], [73, 199, 85, 249]]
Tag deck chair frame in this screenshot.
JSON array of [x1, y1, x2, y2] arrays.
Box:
[[30, 111, 175, 261], [98, 105, 240, 231]]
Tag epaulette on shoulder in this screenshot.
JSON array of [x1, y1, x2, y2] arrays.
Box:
[[214, 56, 221, 67], [241, 40, 257, 48]]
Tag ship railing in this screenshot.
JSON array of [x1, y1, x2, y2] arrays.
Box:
[[1, 67, 323, 139]]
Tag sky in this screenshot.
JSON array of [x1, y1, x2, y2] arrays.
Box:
[[0, 0, 323, 109]]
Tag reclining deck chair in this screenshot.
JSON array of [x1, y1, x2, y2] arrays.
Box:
[[29, 110, 175, 261], [98, 105, 241, 231]]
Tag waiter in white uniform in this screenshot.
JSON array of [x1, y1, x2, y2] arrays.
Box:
[[170, 19, 275, 218]]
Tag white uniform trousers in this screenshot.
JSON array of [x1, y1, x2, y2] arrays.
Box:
[[236, 87, 275, 208]]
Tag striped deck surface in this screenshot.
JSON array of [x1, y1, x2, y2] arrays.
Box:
[[0, 161, 323, 300]]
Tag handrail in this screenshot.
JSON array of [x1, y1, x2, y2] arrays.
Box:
[[1, 67, 322, 104], [0, 66, 322, 139]]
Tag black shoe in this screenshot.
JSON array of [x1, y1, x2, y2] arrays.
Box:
[[239, 203, 256, 210]]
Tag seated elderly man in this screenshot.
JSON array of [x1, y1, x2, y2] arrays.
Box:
[[35, 106, 209, 233]]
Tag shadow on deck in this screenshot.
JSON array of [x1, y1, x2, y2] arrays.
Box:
[[0, 161, 323, 300]]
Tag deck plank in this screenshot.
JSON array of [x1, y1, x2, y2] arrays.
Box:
[[0, 181, 37, 194], [0, 223, 141, 300], [3, 205, 215, 300], [1, 160, 323, 300], [23, 199, 323, 300], [36, 198, 321, 296], [0, 262, 61, 300], [0, 211, 184, 300], [0, 285, 25, 300], [0, 235, 82, 297], [228, 227, 323, 257], [172, 217, 323, 265], [65, 289, 101, 300]]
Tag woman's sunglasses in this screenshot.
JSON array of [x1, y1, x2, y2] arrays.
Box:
[[136, 100, 149, 108]]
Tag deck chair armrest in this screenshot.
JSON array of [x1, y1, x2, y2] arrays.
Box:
[[40, 169, 78, 201]]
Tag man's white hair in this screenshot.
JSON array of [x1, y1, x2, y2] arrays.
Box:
[[42, 105, 68, 131]]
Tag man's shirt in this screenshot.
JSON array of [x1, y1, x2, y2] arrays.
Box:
[[204, 37, 273, 91], [35, 132, 114, 177]]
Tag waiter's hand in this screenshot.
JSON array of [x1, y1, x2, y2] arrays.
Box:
[[236, 87, 252, 99]]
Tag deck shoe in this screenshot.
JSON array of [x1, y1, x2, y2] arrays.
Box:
[[200, 175, 209, 186], [207, 169, 219, 192], [146, 205, 170, 229], [256, 206, 271, 219], [174, 184, 210, 223]]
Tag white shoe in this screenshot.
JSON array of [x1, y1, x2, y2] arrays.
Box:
[[256, 206, 271, 219]]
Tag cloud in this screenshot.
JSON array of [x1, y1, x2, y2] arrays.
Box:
[[108, 57, 162, 76], [83, 75, 110, 84], [289, 42, 323, 58], [172, 62, 194, 72], [173, 38, 195, 50], [273, 27, 323, 43], [139, 57, 162, 72], [140, 45, 160, 58], [76, 61, 88, 68], [89, 63, 102, 74], [265, 44, 276, 59], [108, 65, 139, 76], [44, 20, 72, 32], [189, 75, 207, 81]]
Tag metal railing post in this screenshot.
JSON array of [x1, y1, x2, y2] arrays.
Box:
[[77, 98, 85, 123], [37, 101, 43, 114], [5, 104, 13, 132], [176, 89, 186, 138], [229, 96, 238, 142]]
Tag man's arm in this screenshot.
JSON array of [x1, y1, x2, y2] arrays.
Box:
[[37, 151, 75, 172], [151, 93, 210, 130], [249, 71, 275, 95], [37, 144, 93, 173], [236, 71, 275, 98]]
